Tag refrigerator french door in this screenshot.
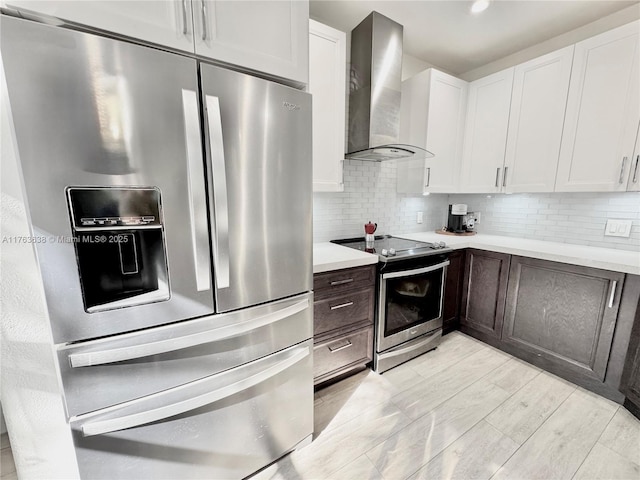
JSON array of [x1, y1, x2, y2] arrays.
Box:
[[199, 63, 312, 312], [1, 13, 313, 480]]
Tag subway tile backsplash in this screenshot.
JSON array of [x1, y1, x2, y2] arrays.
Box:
[[313, 159, 449, 242], [450, 192, 640, 251], [313, 161, 640, 252]]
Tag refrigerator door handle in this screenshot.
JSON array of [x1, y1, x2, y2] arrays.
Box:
[[79, 345, 310, 437], [205, 95, 230, 289], [68, 298, 309, 368], [182, 89, 211, 292]]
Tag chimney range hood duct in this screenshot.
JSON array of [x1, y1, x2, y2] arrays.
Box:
[[346, 11, 434, 162]]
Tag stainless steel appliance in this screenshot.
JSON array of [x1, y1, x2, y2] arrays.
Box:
[[2, 12, 312, 480], [332, 236, 450, 373], [447, 203, 469, 233], [346, 12, 434, 162]]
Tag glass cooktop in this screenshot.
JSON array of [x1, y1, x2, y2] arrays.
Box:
[[331, 235, 450, 262]]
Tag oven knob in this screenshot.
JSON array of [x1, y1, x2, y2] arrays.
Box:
[[381, 248, 388, 256], [388, 248, 396, 256]]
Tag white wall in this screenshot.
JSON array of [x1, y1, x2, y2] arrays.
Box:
[[450, 192, 640, 251]]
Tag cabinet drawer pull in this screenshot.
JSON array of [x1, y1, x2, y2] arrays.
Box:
[[619, 157, 628, 184], [328, 340, 352, 353], [502, 166, 508, 187], [632, 155, 639, 184], [330, 278, 354, 286], [495, 167, 501, 188], [608, 280, 617, 308], [330, 301, 354, 310]]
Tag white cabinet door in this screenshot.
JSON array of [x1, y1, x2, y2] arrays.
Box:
[[627, 124, 640, 192], [309, 20, 346, 192], [556, 21, 640, 192], [5, 0, 195, 53], [503, 46, 574, 193], [397, 69, 467, 194], [459, 68, 514, 193], [193, 0, 308, 85]]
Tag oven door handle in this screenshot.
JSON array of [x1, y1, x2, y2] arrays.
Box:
[[382, 260, 450, 280]]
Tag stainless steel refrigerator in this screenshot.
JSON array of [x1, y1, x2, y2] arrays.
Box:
[[1, 12, 312, 479]]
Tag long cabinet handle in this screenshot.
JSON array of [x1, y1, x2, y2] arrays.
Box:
[[425, 167, 431, 188], [632, 155, 639, 184], [69, 299, 309, 368], [382, 260, 449, 280], [619, 157, 628, 184], [201, 0, 208, 40], [495, 167, 501, 188], [79, 345, 309, 437], [502, 166, 508, 187], [608, 280, 618, 308], [181, 89, 211, 292], [205, 95, 230, 289], [330, 301, 353, 310], [328, 340, 352, 353], [181, 0, 188, 34], [330, 278, 353, 286]]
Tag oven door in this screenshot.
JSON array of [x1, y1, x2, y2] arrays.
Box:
[[377, 260, 449, 352]]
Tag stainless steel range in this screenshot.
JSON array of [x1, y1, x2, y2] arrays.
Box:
[[332, 236, 451, 373]]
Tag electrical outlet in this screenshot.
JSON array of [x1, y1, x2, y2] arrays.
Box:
[[417, 211, 423, 224], [605, 219, 632, 238]]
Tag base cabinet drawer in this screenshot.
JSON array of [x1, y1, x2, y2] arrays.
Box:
[[313, 327, 373, 385], [314, 288, 374, 337]]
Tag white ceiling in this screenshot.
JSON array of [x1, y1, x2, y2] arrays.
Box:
[[309, 0, 639, 75]]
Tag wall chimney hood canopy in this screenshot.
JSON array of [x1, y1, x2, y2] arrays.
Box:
[[346, 11, 434, 162]]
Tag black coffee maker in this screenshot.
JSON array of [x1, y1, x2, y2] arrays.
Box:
[[447, 204, 468, 233]]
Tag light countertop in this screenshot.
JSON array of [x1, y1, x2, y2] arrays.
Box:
[[394, 232, 640, 275], [313, 242, 378, 273]]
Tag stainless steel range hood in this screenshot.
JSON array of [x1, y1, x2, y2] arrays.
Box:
[[346, 12, 433, 162]]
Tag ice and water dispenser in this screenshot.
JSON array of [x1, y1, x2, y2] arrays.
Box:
[[67, 187, 170, 312]]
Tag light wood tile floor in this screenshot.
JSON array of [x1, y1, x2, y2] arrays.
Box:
[[253, 332, 640, 480], [3, 332, 639, 479]]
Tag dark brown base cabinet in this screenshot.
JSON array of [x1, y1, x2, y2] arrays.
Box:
[[442, 250, 465, 334], [312, 265, 376, 387], [621, 293, 640, 420], [460, 249, 511, 338], [460, 249, 640, 403]]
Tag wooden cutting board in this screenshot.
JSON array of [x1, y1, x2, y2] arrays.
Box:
[[435, 229, 477, 236]]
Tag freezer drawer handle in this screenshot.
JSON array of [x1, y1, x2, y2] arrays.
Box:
[[68, 298, 309, 368], [79, 345, 310, 437], [182, 89, 212, 292], [206, 95, 230, 289]]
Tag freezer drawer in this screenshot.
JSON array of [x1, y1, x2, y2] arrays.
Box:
[[58, 293, 312, 417], [70, 340, 313, 479]]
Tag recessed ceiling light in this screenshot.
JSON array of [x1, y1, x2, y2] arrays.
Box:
[[471, 0, 490, 14]]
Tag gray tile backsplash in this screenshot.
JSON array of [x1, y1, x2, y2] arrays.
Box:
[[313, 159, 448, 242], [450, 192, 640, 251], [313, 162, 640, 252]]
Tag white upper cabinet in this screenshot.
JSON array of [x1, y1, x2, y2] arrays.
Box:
[[193, 0, 309, 85], [459, 68, 514, 193], [503, 46, 574, 193], [555, 21, 640, 192], [5, 0, 195, 53], [627, 124, 640, 192], [6, 0, 309, 85], [398, 69, 468, 194], [309, 20, 346, 192]]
